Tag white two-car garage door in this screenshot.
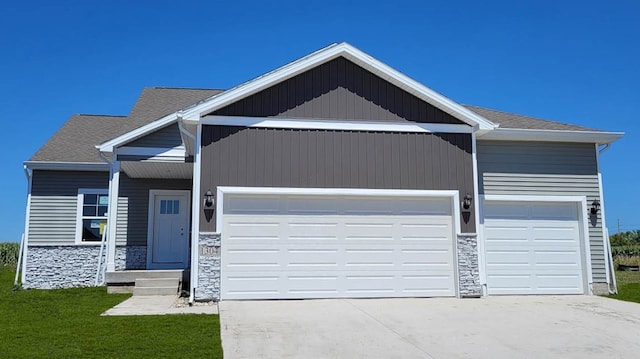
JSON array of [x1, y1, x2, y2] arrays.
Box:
[[483, 201, 586, 295], [220, 192, 456, 300]]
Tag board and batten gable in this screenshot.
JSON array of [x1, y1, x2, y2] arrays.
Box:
[[212, 57, 464, 124], [126, 123, 184, 148], [200, 126, 475, 232], [477, 140, 606, 282], [28, 170, 109, 245]]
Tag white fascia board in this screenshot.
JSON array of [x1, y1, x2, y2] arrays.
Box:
[[97, 114, 178, 153], [478, 128, 624, 144], [117, 146, 186, 158], [483, 194, 587, 203], [182, 42, 496, 130], [24, 161, 109, 171], [201, 116, 473, 134]]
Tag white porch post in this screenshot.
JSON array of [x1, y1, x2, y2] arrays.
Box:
[[106, 159, 120, 272]]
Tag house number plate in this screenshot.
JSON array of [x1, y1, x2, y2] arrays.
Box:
[[199, 245, 219, 257]]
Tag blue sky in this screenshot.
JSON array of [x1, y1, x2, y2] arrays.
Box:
[[1, 0, 638, 241]]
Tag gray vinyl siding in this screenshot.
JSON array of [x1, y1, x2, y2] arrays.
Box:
[[200, 125, 475, 232], [127, 124, 183, 148], [116, 174, 192, 246], [477, 141, 606, 282], [212, 57, 463, 125], [29, 170, 108, 245]]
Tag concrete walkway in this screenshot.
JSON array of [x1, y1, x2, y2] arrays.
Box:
[[220, 296, 640, 359], [102, 295, 218, 316]]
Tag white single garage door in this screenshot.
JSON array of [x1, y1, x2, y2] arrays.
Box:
[[483, 201, 585, 295], [220, 193, 456, 300]]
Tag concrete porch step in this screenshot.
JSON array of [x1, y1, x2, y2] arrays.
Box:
[[106, 270, 185, 284], [135, 278, 179, 288], [133, 286, 179, 296]]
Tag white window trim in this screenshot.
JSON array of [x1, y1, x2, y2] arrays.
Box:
[[75, 188, 109, 245]]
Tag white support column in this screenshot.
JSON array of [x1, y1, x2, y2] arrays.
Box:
[[21, 166, 33, 284], [106, 159, 120, 272], [471, 132, 486, 296], [189, 123, 203, 302]]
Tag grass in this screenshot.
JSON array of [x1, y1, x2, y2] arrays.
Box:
[[0, 242, 19, 266], [608, 270, 640, 303], [0, 266, 223, 358]]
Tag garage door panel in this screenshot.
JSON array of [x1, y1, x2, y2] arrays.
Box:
[[221, 193, 456, 299], [484, 201, 585, 295]]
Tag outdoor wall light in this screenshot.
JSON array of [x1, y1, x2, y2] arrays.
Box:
[[204, 190, 214, 207], [590, 199, 601, 215], [462, 193, 472, 210]]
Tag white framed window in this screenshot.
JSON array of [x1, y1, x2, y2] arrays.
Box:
[[75, 188, 109, 244]]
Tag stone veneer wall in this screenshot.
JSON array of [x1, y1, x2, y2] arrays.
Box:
[[25, 245, 150, 289], [457, 233, 481, 297], [114, 245, 147, 270], [194, 232, 221, 301], [25, 246, 104, 289]]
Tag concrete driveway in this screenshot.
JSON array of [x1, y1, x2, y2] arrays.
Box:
[[219, 296, 640, 359]]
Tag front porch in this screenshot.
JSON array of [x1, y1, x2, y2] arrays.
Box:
[[105, 269, 189, 295], [101, 123, 199, 291]]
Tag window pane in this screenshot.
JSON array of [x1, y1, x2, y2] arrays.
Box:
[[83, 206, 96, 216], [160, 200, 167, 214], [98, 195, 109, 205], [98, 206, 108, 217], [173, 200, 179, 214], [84, 194, 98, 205], [166, 200, 173, 214], [82, 219, 102, 241]]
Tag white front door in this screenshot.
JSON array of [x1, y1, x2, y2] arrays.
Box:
[[148, 190, 190, 269]]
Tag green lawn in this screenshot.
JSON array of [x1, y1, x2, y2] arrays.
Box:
[[608, 270, 640, 303], [0, 266, 222, 358]]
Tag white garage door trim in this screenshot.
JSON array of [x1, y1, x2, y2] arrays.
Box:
[[216, 187, 462, 299], [479, 195, 593, 295]]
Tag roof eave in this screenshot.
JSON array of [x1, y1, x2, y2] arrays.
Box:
[[97, 113, 179, 153], [24, 161, 110, 171], [477, 128, 624, 144]]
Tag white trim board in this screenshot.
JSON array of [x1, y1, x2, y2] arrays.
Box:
[[201, 116, 474, 134], [478, 128, 623, 144]]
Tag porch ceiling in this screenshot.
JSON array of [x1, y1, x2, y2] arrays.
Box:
[[121, 161, 193, 179]]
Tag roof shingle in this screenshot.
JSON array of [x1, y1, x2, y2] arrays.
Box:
[[29, 88, 608, 164], [463, 105, 597, 132]]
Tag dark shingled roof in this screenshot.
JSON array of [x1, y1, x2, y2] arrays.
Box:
[[30, 114, 128, 162], [29, 87, 222, 163], [463, 105, 597, 132], [126, 87, 223, 129], [30, 87, 606, 164]]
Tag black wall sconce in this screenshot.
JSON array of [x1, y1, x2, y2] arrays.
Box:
[[462, 193, 472, 210], [204, 189, 214, 207], [590, 199, 600, 215]]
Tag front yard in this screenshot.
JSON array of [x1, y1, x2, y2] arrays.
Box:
[[0, 267, 222, 358], [609, 270, 640, 303]]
